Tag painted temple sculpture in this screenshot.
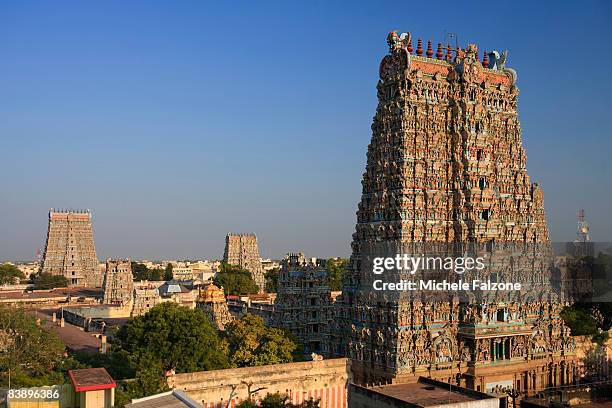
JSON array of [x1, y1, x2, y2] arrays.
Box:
[[332, 31, 577, 394]]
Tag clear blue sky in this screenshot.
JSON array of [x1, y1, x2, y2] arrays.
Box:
[[1, 1, 611, 261]]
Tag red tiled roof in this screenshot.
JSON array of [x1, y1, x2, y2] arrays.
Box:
[[68, 368, 116, 392]]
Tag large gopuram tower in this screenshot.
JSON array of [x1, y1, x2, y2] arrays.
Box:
[[334, 32, 577, 393], [41, 209, 101, 287], [223, 233, 265, 293]]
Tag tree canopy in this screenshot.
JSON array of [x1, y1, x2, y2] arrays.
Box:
[[115, 302, 229, 373], [0, 263, 25, 285], [31, 272, 68, 290], [325, 258, 347, 291], [163, 263, 174, 281], [561, 303, 612, 345], [0, 305, 69, 387], [225, 314, 301, 367], [237, 393, 319, 408], [215, 263, 259, 295], [264, 268, 279, 293], [131, 262, 164, 281], [560, 253, 612, 345], [0, 300, 304, 406], [86, 303, 230, 406]]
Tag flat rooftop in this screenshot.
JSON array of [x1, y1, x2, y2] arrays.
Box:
[[574, 403, 612, 408], [0, 287, 102, 300], [127, 390, 201, 408], [352, 378, 497, 408], [371, 383, 478, 406], [36, 310, 102, 354]]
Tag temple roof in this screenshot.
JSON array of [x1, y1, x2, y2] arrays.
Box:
[[382, 31, 516, 86]]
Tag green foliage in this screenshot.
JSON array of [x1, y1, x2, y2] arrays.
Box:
[[325, 258, 347, 291], [298, 399, 320, 408], [225, 314, 300, 367], [130, 262, 164, 281], [568, 254, 612, 301], [73, 344, 168, 407], [31, 272, 68, 290], [88, 303, 230, 406], [0, 303, 303, 403], [265, 268, 279, 293], [592, 331, 610, 345], [164, 263, 174, 281], [115, 302, 229, 373], [149, 268, 163, 281], [131, 262, 148, 281], [0, 263, 25, 285], [215, 263, 259, 295], [561, 306, 599, 336], [110, 361, 169, 408], [105, 307, 300, 405], [113, 387, 134, 408], [594, 302, 612, 333], [0, 305, 67, 387], [561, 303, 610, 345], [560, 253, 612, 345], [237, 393, 319, 408], [74, 349, 135, 380], [120, 355, 169, 403]]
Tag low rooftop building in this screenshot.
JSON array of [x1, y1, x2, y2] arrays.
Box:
[[4, 367, 116, 407], [349, 377, 500, 408], [521, 382, 612, 408], [127, 390, 201, 408]]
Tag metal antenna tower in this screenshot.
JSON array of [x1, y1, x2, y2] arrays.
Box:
[[576, 209, 590, 243]]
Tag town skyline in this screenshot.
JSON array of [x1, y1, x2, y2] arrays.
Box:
[[1, 1, 611, 261], [1, 205, 608, 263]]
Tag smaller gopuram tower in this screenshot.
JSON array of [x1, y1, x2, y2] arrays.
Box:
[[274, 254, 334, 356], [196, 283, 234, 330], [223, 233, 265, 292], [103, 259, 134, 306], [41, 209, 101, 287]]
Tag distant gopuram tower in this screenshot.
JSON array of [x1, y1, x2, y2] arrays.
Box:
[[103, 259, 134, 306], [41, 209, 101, 287], [223, 233, 265, 292], [334, 32, 576, 390]]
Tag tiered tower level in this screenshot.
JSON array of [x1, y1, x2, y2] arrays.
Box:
[[103, 259, 134, 306], [223, 233, 265, 293], [41, 209, 101, 287], [334, 32, 576, 392]]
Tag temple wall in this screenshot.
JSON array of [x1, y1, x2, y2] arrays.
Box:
[[64, 304, 132, 319], [573, 334, 612, 379], [168, 358, 350, 408]]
